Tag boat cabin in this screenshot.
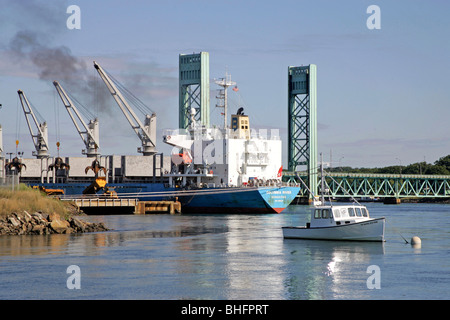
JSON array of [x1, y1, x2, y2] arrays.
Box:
[[308, 205, 372, 228]]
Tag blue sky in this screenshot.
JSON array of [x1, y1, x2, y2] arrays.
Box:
[[0, 0, 449, 168]]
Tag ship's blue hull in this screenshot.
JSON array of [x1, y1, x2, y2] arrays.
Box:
[[30, 182, 299, 214], [174, 186, 299, 213]]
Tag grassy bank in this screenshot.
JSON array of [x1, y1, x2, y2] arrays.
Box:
[[0, 184, 73, 219]]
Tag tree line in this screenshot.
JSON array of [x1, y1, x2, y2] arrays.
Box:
[[327, 155, 450, 175]]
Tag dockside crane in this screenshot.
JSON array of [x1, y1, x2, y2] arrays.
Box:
[[93, 61, 157, 156], [17, 90, 50, 159], [53, 81, 100, 158]]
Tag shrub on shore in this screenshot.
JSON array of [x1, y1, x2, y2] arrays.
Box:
[[0, 184, 73, 219], [0, 184, 109, 235]]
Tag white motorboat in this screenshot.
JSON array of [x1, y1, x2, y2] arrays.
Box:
[[283, 153, 385, 242], [282, 204, 386, 242]]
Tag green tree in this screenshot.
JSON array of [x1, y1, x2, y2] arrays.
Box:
[[324, 155, 450, 175], [425, 165, 450, 175], [375, 166, 403, 174], [434, 155, 450, 172], [403, 162, 429, 174]]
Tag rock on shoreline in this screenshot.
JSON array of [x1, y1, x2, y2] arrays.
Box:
[[0, 211, 109, 236]]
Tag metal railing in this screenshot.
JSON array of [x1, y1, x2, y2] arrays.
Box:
[[284, 171, 450, 198]]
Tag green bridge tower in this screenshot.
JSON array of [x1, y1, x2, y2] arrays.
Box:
[[179, 52, 210, 129], [288, 64, 318, 199]]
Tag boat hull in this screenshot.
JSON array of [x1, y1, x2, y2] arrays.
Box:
[[282, 217, 386, 242], [177, 186, 300, 214], [30, 182, 299, 214]]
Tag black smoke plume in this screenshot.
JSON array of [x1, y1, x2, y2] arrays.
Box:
[[8, 29, 111, 115]]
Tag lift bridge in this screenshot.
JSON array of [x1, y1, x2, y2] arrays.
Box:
[[284, 171, 450, 203], [286, 64, 450, 202], [175, 56, 450, 202]]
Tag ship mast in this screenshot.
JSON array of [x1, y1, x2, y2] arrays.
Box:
[[320, 152, 325, 205], [215, 73, 236, 129]]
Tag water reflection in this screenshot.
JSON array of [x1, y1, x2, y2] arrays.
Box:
[[282, 239, 385, 299], [2, 204, 445, 300], [0, 219, 229, 261], [0, 232, 114, 257], [0, 213, 386, 300], [0, 234, 73, 256], [222, 215, 286, 299]]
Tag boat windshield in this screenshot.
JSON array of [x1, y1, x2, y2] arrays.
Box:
[[332, 206, 369, 219], [333, 207, 350, 218], [362, 207, 369, 217], [348, 207, 356, 217], [355, 207, 369, 217], [333, 208, 340, 218], [314, 209, 331, 219]]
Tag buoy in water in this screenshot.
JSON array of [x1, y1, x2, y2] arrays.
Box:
[[411, 236, 421, 247]]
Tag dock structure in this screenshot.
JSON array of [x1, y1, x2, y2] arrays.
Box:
[[135, 200, 181, 215], [65, 198, 181, 215]]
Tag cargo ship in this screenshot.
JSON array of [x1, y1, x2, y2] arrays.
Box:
[[19, 104, 299, 214], [161, 105, 299, 213], [3, 62, 299, 214]]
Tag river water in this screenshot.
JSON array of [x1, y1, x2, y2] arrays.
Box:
[[0, 203, 448, 300]]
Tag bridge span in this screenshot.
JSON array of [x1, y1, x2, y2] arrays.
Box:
[[284, 172, 450, 203]]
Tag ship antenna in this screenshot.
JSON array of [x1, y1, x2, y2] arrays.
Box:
[[215, 72, 236, 129], [320, 153, 325, 205]]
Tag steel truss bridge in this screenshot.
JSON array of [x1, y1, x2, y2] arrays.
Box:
[[284, 172, 450, 200]]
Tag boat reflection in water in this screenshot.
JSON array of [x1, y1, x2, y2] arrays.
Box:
[[282, 239, 385, 299]]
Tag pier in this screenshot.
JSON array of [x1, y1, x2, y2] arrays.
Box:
[[64, 198, 181, 215]]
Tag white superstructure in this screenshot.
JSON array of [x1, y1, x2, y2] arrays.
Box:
[[163, 108, 283, 188]]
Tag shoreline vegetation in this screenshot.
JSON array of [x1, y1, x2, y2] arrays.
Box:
[[327, 154, 450, 175], [0, 185, 109, 236]]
